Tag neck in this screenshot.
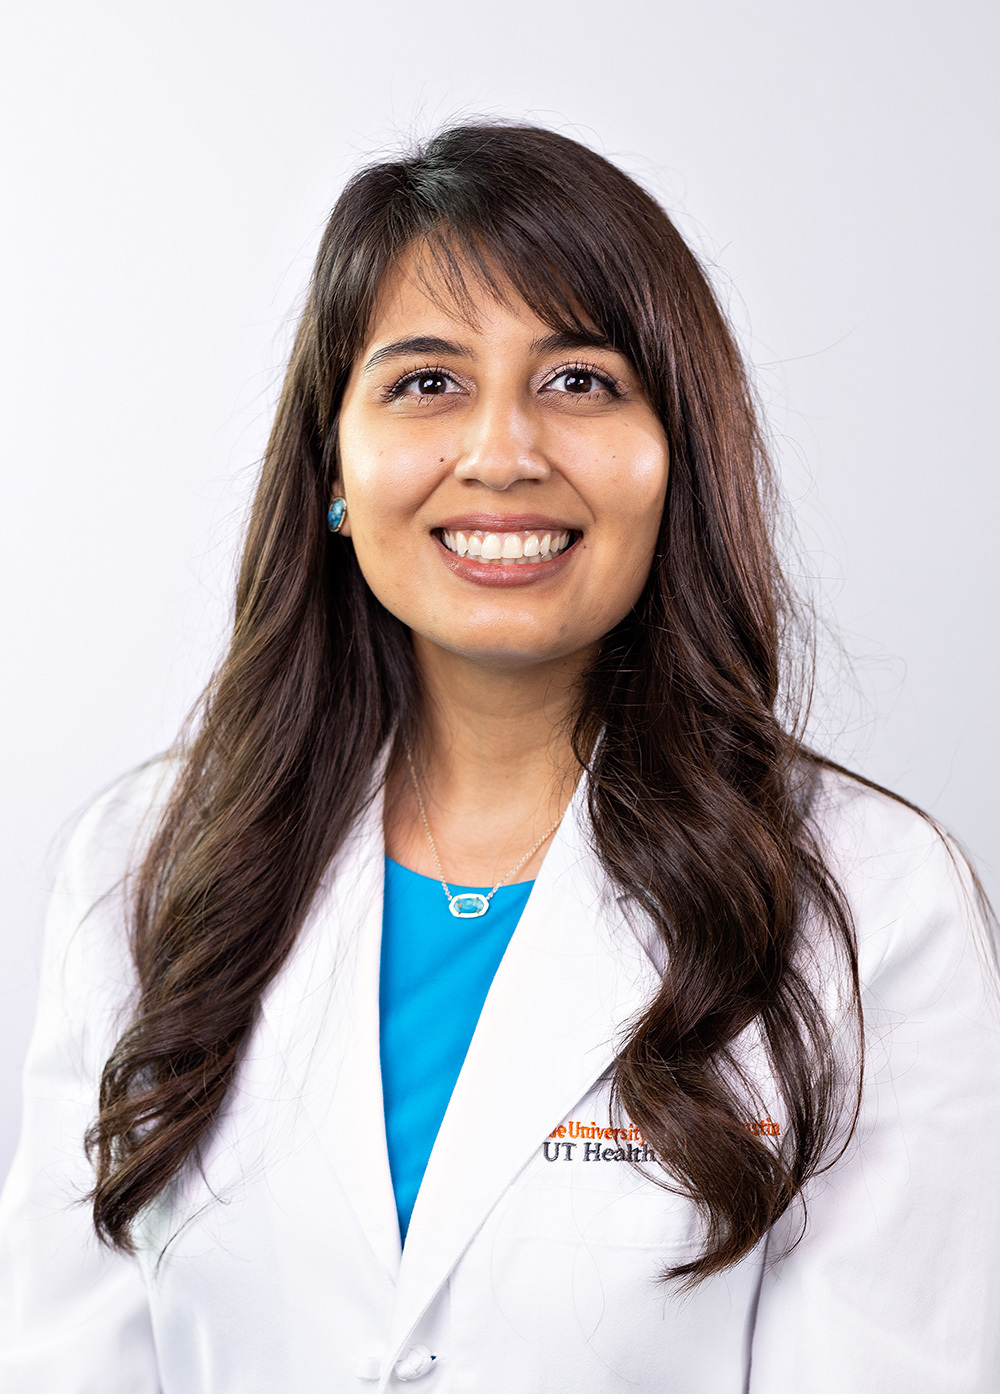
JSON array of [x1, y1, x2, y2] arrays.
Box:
[[414, 638, 589, 794], [383, 638, 594, 886]]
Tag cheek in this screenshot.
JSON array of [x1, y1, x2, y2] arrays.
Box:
[[580, 442, 668, 615], [338, 424, 435, 525], [576, 434, 669, 543], [611, 430, 669, 494]]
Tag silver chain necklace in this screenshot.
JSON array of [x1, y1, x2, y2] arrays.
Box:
[[404, 746, 563, 919]]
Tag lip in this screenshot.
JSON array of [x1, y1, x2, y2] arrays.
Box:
[[433, 532, 579, 588], [434, 513, 581, 533]]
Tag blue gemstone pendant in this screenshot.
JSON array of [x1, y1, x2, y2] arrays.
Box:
[[449, 892, 490, 918], [327, 498, 347, 533]]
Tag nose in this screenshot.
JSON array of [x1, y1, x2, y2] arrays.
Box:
[[453, 394, 550, 491]]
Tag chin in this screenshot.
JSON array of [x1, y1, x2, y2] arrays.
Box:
[[445, 641, 573, 669], [422, 626, 590, 671]]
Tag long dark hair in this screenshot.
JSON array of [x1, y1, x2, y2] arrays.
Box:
[[87, 121, 864, 1282]]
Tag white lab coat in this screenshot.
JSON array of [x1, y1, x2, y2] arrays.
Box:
[[1, 757, 999, 1392]]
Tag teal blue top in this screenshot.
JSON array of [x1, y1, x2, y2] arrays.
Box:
[[379, 857, 534, 1241]]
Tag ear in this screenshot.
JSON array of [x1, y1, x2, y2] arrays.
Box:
[[326, 427, 351, 536]]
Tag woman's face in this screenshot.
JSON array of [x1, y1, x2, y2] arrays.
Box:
[[336, 246, 669, 671]]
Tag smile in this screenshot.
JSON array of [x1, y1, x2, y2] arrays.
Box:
[[438, 529, 575, 565]]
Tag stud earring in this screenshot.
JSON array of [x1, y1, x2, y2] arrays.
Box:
[[327, 497, 347, 533]]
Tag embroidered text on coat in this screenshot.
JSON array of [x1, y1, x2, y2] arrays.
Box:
[[745, 1116, 780, 1137], [542, 1120, 656, 1163], [541, 1114, 781, 1162]]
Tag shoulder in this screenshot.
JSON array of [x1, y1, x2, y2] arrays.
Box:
[[55, 755, 181, 907], [808, 762, 952, 880], [41, 756, 182, 1012], [12, 756, 186, 1094], [804, 762, 994, 994]]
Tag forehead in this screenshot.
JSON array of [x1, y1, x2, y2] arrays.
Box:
[[362, 241, 550, 349]]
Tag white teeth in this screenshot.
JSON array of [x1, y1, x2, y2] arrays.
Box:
[[439, 528, 575, 563]]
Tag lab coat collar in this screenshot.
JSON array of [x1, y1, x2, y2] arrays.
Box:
[[258, 758, 664, 1361], [388, 772, 663, 1362], [257, 756, 402, 1282]]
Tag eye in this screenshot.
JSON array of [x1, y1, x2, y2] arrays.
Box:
[[385, 367, 462, 401], [543, 365, 622, 399]]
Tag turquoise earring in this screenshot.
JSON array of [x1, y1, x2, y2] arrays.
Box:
[[327, 497, 347, 534]]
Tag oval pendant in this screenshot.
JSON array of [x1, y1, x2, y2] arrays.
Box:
[[449, 892, 490, 918]]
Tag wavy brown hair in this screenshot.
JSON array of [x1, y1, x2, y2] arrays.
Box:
[[87, 121, 864, 1282]]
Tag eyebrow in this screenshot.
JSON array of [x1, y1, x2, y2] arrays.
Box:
[[529, 331, 615, 356], [362, 336, 473, 375], [361, 329, 617, 376]]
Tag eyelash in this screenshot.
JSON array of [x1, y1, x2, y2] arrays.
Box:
[[380, 361, 624, 402], [552, 361, 624, 398], [381, 364, 453, 402]]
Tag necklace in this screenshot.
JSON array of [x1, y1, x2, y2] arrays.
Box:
[[404, 747, 564, 919]]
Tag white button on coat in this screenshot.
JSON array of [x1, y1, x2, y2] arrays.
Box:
[[393, 1345, 436, 1381]]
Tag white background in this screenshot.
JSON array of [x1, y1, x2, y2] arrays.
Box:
[[2, 0, 996, 1178]]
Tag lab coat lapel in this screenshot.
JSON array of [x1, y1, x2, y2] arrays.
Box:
[[257, 774, 401, 1282], [389, 777, 663, 1354]]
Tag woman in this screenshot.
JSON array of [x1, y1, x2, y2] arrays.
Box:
[[1, 122, 998, 1392]]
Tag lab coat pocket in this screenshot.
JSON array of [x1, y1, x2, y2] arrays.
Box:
[[454, 1131, 711, 1390], [494, 1115, 704, 1259]]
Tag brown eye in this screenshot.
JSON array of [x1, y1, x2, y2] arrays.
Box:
[[545, 367, 620, 398], [414, 373, 448, 395], [387, 369, 460, 402], [562, 371, 595, 394]]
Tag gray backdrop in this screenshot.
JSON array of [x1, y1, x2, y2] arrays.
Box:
[[2, 0, 997, 1179]]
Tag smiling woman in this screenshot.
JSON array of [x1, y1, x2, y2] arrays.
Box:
[[336, 248, 668, 666], [1, 122, 998, 1394]]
